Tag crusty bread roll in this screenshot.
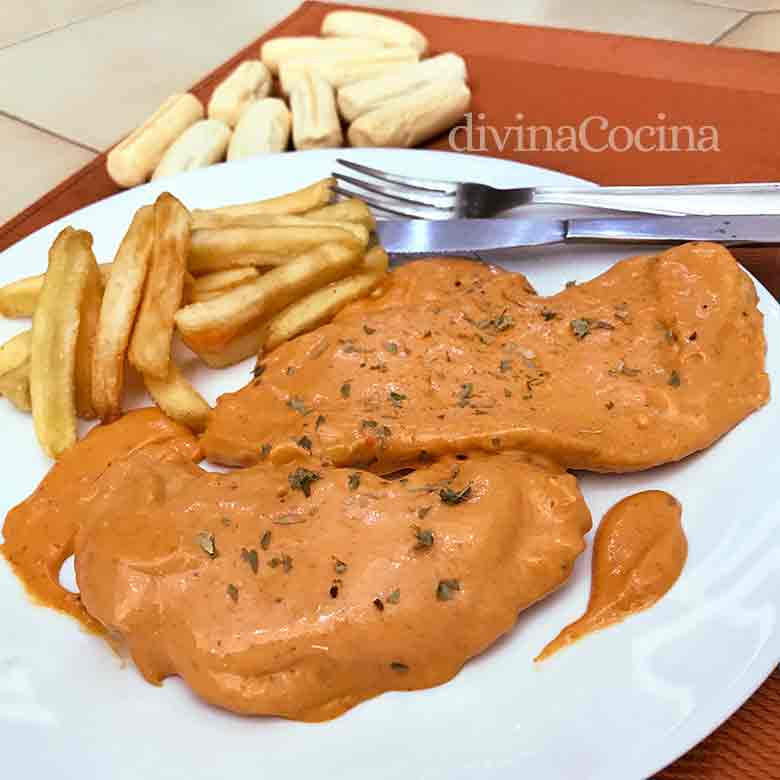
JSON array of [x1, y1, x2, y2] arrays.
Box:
[[260, 36, 382, 74], [321, 10, 428, 56], [290, 72, 343, 151], [207, 60, 272, 128], [107, 94, 203, 187], [227, 99, 291, 161], [279, 46, 420, 95], [152, 119, 231, 180], [337, 53, 467, 122], [348, 80, 471, 148]]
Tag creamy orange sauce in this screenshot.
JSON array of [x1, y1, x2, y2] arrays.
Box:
[[3, 413, 590, 720], [203, 243, 768, 473], [536, 490, 687, 661], [1, 409, 200, 633]]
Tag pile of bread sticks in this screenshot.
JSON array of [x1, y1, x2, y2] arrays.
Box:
[[107, 9, 470, 188]]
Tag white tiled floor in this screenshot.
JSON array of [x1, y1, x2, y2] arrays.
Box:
[[0, 0, 777, 225]]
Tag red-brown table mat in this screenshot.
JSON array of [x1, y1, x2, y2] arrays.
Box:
[[1, 3, 778, 777]]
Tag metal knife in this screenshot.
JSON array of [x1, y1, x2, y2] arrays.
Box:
[[376, 215, 780, 255]]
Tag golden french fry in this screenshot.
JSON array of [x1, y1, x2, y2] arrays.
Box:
[[190, 178, 334, 227], [128, 193, 190, 380], [175, 242, 362, 356], [31, 227, 97, 458], [92, 206, 155, 422], [0, 263, 112, 319], [188, 223, 367, 274], [305, 198, 376, 231], [187, 321, 269, 368], [263, 247, 388, 352], [0, 330, 32, 411], [191, 267, 260, 299], [143, 360, 212, 433], [188, 212, 372, 241], [74, 253, 103, 420]]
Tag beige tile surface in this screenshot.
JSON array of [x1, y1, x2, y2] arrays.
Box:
[[0, 0, 300, 150], [0, 115, 95, 224], [691, 0, 780, 11], [333, 0, 746, 41], [0, 0, 136, 50], [717, 11, 780, 47]]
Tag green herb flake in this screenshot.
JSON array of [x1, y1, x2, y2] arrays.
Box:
[[499, 359, 512, 373], [287, 396, 311, 416], [389, 390, 407, 407], [195, 531, 217, 559], [373, 597, 385, 612], [334, 558, 348, 574], [240, 548, 259, 574], [297, 435, 313, 452], [260, 530, 272, 550], [340, 382, 351, 399], [315, 414, 326, 431], [504, 388, 513, 398], [227, 584, 239, 602], [259, 443, 272, 460], [669, 370, 681, 388], [570, 318, 590, 340], [329, 581, 341, 598], [268, 557, 281, 569], [390, 661, 409, 673], [417, 506, 432, 520], [363, 325, 376, 335], [348, 472, 361, 491], [387, 589, 401, 604], [288, 467, 322, 497], [361, 419, 378, 430], [541, 308, 558, 321], [439, 485, 472, 505], [221, 516, 231, 527], [436, 579, 461, 601], [412, 524, 434, 549], [281, 554, 293, 574], [385, 341, 399, 354], [457, 383, 474, 407]]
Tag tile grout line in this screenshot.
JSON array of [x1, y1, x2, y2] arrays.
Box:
[[0, 111, 101, 154], [0, 0, 143, 53], [709, 11, 754, 43]]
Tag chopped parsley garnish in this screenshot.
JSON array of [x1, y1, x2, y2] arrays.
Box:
[[457, 383, 474, 407], [288, 467, 321, 497], [385, 341, 399, 354], [315, 414, 326, 431], [297, 435, 312, 452], [439, 485, 472, 505], [287, 396, 311, 415], [240, 548, 259, 574], [226, 584, 239, 602], [334, 558, 348, 574], [260, 530, 272, 550], [389, 390, 407, 407], [340, 382, 351, 399], [412, 525, 434, 549], [363, 325, 376, 335], [436, 579, 461, 601], [541, 308, 558, 321], [390, 661, 409, 673], [499, 359, 512, 373], [348, 472, 361, 491], [373, 597, 385, 612], [386, 589, 401, 604], [259, 443, 271, 460], [570, 318, 590, 339], [669, 370, 681, 387]]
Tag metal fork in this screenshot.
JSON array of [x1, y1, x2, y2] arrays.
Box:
[[333, 159, 780, 219]]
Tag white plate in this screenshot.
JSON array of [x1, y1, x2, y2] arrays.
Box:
[[1, 149, 778, 780]]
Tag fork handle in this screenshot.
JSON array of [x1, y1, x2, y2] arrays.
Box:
[[531, 183, 780, 215]]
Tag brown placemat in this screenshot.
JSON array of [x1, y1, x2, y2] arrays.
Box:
[[0, 3, 778, 777]]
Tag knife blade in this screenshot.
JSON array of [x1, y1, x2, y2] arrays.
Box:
[[376, 215, 780, 255]]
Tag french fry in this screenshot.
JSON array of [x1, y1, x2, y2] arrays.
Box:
[[74, 253, 103, 420], [143, 360, 212, 433], [263, 247, 388, 352], [188, 223, 367, 274], [190, 178, 334, 228], [305, 198, 376, 231], [0, 263, 112, 319], [0, 330, 32, 411], [92, 206, 155, 421], [128, 193, 190, 380], [30, 227, 97, 458], [175, 242, 363, 356], [191, 267, 260, 302], [187, 321, 269, 368]]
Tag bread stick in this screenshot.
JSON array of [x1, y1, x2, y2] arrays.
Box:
[[227, 99, 291, 161], [321, 10, 428, 55], [290, 72, 343, 151], [107, 94, 203, 187], [152, 119, 231, 180], [208, 60, 272, 128]]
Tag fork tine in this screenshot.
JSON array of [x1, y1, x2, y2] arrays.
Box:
[[335, 158, 457, 196], [332, 185, 449, 220], [333, 172, 455, 212]]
